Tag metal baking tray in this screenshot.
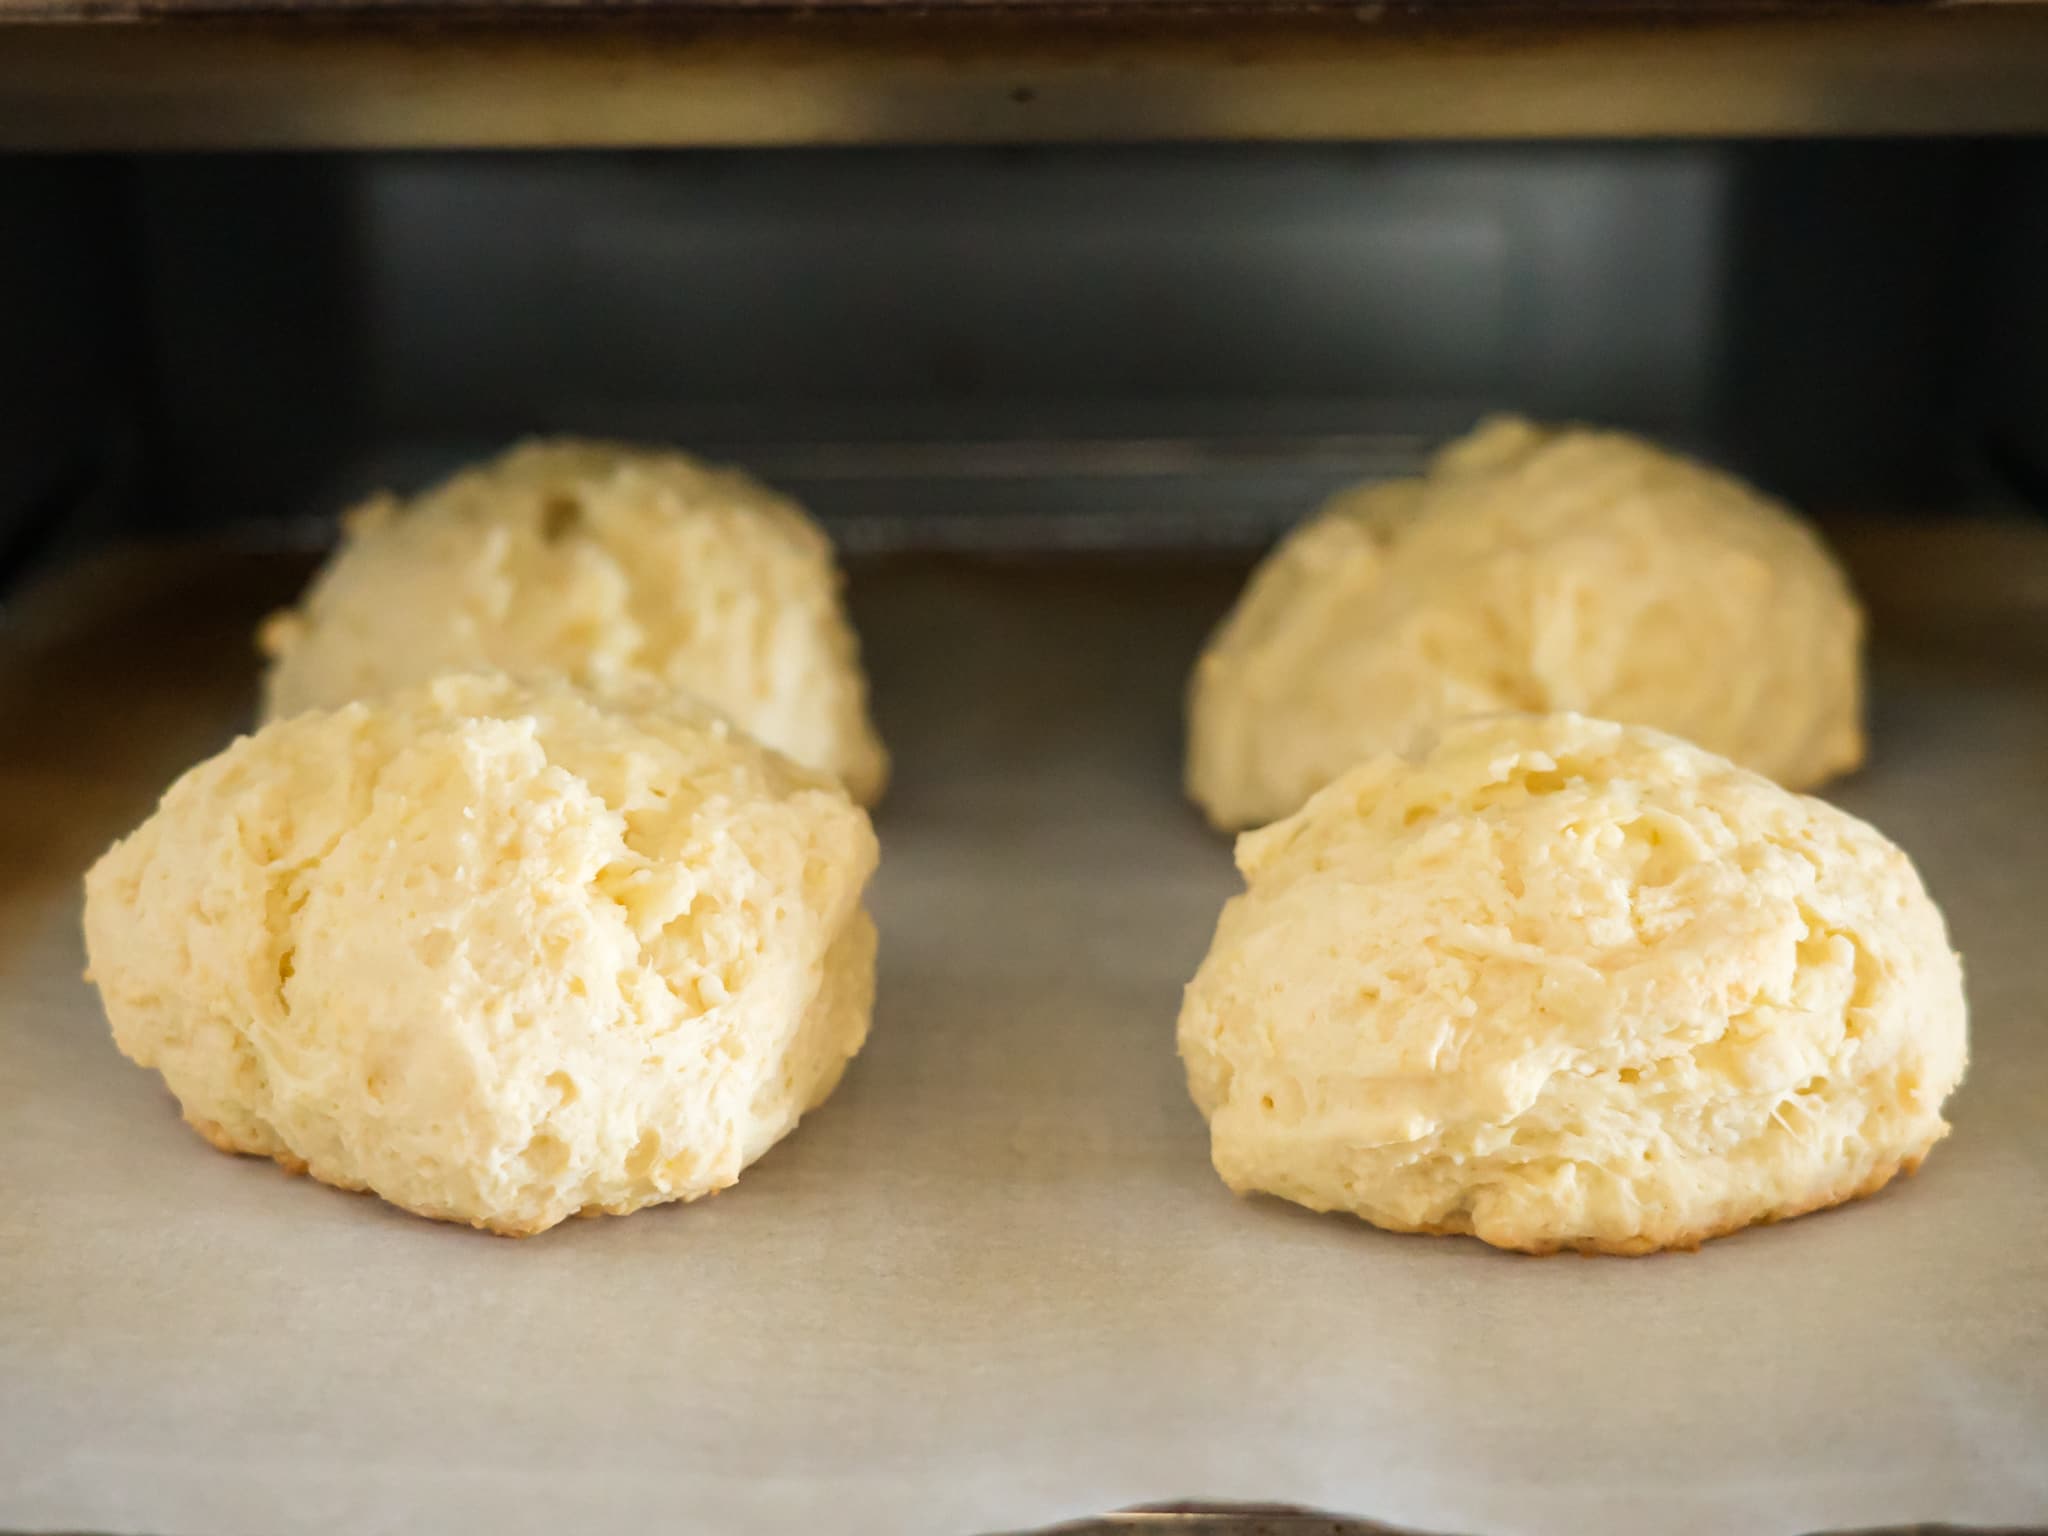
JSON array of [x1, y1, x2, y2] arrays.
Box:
[[2, 519, 2044, 1536]]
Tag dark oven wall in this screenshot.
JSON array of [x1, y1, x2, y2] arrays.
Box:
[[2, 140, 2045, 578]]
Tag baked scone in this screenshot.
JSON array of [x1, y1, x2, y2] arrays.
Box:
[[82, 673, 878, 1236], [1187, 417, 1864, 830], [260, 439, 889, 804], [1178, 713, 1967, 1255]]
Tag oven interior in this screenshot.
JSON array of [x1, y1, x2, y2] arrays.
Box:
[[4, 130, 2047, 1536], [4, 140, 2046, 589]]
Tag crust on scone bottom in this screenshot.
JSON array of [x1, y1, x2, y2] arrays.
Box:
[[183, 1114, 736, 1238], [1239, 1136, 1942, 1257]]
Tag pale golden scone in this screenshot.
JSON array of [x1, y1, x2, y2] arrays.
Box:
[[82, 673, 879, 1237], [260, 439, 889, 805], [1187, 417, 1864, 830], [1178, 713, 1967, 1255]]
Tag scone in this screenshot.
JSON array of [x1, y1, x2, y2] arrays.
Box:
[[1178, 713, 1967, 1255], [1187, 417, 1864, 830], [260, 439, 889, 804], [82, 673, 879, 1237]]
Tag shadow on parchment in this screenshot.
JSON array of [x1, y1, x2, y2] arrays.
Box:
[[0, 545, 313, 950]]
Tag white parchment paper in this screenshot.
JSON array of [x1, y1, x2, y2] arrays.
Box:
[[2, 540, 2044, 1536]]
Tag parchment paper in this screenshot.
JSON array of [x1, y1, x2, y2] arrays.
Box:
[[3, 533, 2045, 1536]]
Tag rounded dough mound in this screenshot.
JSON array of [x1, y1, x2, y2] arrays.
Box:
[[1178, 713, 1966, 1255], [1187, 417, 1864, 830], [261, 439, 889, 804], [83, 673, 879, 1236]]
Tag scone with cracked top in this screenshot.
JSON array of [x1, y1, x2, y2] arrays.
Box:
[[1178, 713, 1967, 1255], [83, 672, 878, 1236], [1187, 417, 1864, 830], [260, 438, 889, 805]]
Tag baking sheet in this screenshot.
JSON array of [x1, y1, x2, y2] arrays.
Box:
[[2, 530, 2046, 1536]]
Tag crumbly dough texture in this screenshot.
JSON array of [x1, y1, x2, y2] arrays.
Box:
[[1187, 417, 1865, 830], [261, 439, 889, 804], [1178, 713, 1967, 1255], [83, 673, 879, 1236]]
